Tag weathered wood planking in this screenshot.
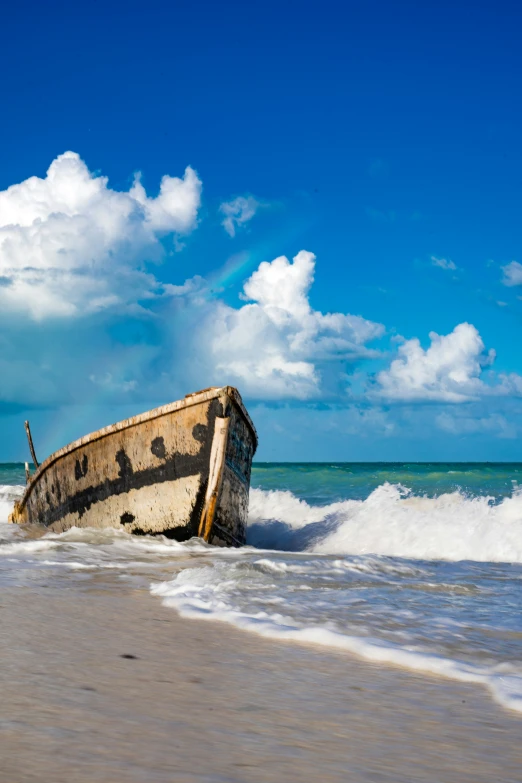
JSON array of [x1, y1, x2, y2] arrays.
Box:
[[9, 387, 257, 547]]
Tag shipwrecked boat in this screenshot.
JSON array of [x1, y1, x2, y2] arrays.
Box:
[[9, 386, 257, 547]]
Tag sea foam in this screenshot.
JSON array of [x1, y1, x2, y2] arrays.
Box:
[[4, 481, 522, 563], [248, 483, 522, 562], [3, 478, 522, 714], [151, 554, 522, 715]]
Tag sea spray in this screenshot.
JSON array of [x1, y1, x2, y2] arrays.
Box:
[[248, 484, 522, 562]]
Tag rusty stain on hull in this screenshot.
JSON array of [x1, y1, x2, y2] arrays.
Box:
[[9, 387, 257, 547]]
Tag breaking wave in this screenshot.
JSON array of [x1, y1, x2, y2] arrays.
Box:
[[247, 483, 522, 562], [4, 481, 522, 563]]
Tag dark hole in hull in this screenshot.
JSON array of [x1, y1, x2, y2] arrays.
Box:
[[150, 437, 166, 459]]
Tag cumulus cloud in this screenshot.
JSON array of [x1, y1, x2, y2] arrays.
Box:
[[0, 151, 202, 320], [197, 250, 384, 398], [219, 195, 260, 237], [501, 261, 522, 287], [431, 255, 457, 271], [373, 323, 500, 403]]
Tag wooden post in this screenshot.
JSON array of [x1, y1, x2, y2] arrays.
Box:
[[24, 420, 39, 469], [198, 416, 230, 542], [24, 462, 31, 483]]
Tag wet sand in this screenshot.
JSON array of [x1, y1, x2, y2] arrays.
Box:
[[1, 576, 521, 783]]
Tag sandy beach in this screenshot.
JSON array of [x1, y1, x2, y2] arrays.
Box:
[[1, 574, 521, 783]]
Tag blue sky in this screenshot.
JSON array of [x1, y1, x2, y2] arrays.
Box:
[[1, 0, 522, 461]]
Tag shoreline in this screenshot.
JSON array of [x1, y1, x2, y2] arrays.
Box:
[[1, 576, 522, 782]]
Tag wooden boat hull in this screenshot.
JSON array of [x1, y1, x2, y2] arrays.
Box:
[[9, 387, 257, 547]]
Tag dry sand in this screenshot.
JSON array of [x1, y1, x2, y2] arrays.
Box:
[[1, 575, 521, 783]]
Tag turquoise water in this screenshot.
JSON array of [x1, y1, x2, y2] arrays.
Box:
[[251, 462, 522, 503], [0, 463, 29, 486], [2, 462, 522, 714]]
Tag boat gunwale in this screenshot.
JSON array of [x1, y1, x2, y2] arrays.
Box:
[[15, 386, 257, 513]]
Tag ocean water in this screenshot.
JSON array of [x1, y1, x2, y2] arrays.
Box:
[[2, 462, 522, 714]]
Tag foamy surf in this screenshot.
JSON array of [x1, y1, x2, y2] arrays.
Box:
[[5, 480, 522, 564], [151, 553, 522, 715], [248, 484, 522, 562], [2, 464, 522, 716]]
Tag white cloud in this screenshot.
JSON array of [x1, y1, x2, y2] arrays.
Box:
[[219, 195, 260, 237], [497, 372, 522, 396], [199, 250, 384, 398], [501, 261, 522, 287], [374, 323, 499, 403], [431, 255, 457, 271], [0, 152, 202, 320], [436, 412, 516, 439]]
